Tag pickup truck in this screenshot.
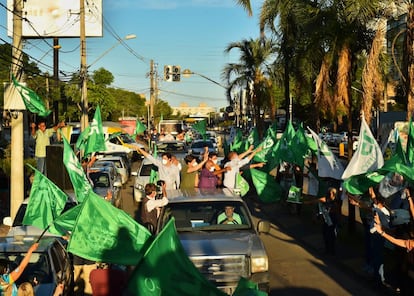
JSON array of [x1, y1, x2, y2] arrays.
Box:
[[156, 188, 270, 294]]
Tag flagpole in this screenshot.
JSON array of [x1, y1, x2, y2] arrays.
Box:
[[36, 224, 52, 243]]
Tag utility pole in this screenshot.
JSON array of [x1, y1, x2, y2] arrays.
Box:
[[149, 59, 155, 128], [80, 0, 88, 132], [10, 0, 24, 219], [53, 37, 59, 122]]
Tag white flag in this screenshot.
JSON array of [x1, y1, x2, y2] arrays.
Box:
[[342, 117, 384, 179], [308, 127, 344, 180]]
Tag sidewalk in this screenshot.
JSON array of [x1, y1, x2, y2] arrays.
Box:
[[246, 195, 400, 295]]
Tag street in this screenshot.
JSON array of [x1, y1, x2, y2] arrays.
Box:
[[121, 158, 378, 296]]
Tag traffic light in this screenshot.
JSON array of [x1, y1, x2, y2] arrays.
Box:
[[172, 65, 181, 82], [164, 65, 173, 82]]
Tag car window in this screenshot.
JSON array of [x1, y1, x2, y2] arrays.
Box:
[[160, 201, 251, 231], [140, 164, 154, 176], [192, 141, 213, 149], [50, 240, 70, 284], [90, 173, 110, 187]]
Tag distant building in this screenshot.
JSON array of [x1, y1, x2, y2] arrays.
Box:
[[171, 103, 216, 117]]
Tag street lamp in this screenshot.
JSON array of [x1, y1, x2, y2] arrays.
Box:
[[182, 69, 226, 89], [80, 33, 136, 132]]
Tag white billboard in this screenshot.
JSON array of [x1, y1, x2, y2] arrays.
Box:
[[7, 0, 103, 38]]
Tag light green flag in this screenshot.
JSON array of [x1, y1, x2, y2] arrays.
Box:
[[67, 191, 152, 265], [75, 125, 90, 152], [12, 76, 51, 117], [126, 218, 227, 296], [62, 135, 92, 203], [22, 165, 69, 235], [83, 105, 106, 156], [53, 204, 82, 235], [236, 173, 250, 196], [134, 119, 147, 136], [253, 134, 276, 163], [251, 169, 283, 203], [406, 117, 414, 164]]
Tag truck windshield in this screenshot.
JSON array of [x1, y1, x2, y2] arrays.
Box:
[[161, 201, 252, 231]]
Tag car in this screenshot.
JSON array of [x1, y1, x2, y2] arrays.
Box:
[[95, 151, 132, 176], [188, 139, 218, 156], [0, 235, 73, 295], [155, 140, 189, 161], [131, 157, 155, 203], [117, 133, 147, 161], [95, 155, 129, 185], [156, 188, 270, 294], [88, 168, 123, 208], [89, 159, 123, 185]]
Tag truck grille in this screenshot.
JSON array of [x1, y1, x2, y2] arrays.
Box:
[[190, 255, 249, 283]]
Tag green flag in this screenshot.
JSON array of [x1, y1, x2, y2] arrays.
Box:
[[192, 119, 207, 140], [22, 165, 69, 235], [233, 277, 268, 296], [83, 105, 106, 156], [62, 135, 93, 202], [290, 125, 311, 168], [343, 172, 385, 195], [53, 204, 82, 235], [150, 143, 159, 184], [236, 173, 250, 196], [407, 117, 414, 164], [230, 129, 244, 154], [250, 168, 283, 203], [75, 125, 91, 152], [126, 218, 226, 296], [12, 76, 51, 117], [67, 191, 152, 265], [245, 127, 260, 150], [134, 119, 147, 136], [272, 122, 296, 165], [253, 134, 276, 163]]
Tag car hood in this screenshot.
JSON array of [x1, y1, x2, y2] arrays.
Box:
[[178, 230, 266, 257]]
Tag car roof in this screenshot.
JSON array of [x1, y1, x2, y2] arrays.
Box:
[[0, 236, 62, 253], [165, 188, 243, 204]]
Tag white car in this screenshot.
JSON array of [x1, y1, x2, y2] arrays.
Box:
[[131, 157, 154, 203], [96, 155, 129, 184]]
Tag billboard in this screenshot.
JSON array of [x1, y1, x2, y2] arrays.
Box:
[[7, 0, 102, 38]]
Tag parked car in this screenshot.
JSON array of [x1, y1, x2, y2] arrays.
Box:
[[88, 168, 123, 208], [155, 140, 189, 161], [188, 139, 218, 156], [89, 159, 123, 185], [131, 157, 154, 203], [95, 151, 131, 176], [95, 155, 129, 185], [156, 188, 270, 294], [0, 236, 73, 295]]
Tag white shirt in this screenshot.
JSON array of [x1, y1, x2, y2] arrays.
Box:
[[223, 157, 250, 189]]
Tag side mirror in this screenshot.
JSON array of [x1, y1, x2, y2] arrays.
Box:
[[257, 220, 270, 234]]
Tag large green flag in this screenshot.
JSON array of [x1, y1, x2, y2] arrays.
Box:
[[230, 129, 244, 153], [253, 134, 276, 163], [75, 125, 91, 153], [250, 169, 283, 203], [22, 165, 69, 235], [272, 121, 296, 165], [53, 204, 82, 235], [83, 105, 106, 156], [134, 119, 147, 136], [290, 124, 311, 168], [126, 218, 226, 296], [192, 119, 207, 140], [342, 171, 385, 195], [67, 191, 152, 265], [62, 135, 92, 203], [12, 76, 51, 117], [245, 127, 260, 150]]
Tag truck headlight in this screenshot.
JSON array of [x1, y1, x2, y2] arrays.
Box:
[[251, 256, 268, 273]]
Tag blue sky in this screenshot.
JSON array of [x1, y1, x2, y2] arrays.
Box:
[[1, 0, 263, 109]]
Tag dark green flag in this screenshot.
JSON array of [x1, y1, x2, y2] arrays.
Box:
[[233, 277, 268, 296], [134, 119, 147, 136], [126, 218, 227, 296], [22, 165, 68, 235], [192, 119, 208, 140], [83, 105, 106, 156], [250, 168, 283, 203], [407, 117, 414, 164], [67, 191, 152, 265], [290, 124, 311, 168]]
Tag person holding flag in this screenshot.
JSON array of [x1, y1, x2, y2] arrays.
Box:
[[31, 119, 65, 174]]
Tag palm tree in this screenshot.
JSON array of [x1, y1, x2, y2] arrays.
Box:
[[222, 38, 277, 135]]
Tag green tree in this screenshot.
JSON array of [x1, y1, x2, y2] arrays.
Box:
[[222, 38, 276, 135]]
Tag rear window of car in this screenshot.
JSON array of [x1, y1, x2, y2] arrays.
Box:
[[140, 164, 155, 176], [191, 141, 213, 149]]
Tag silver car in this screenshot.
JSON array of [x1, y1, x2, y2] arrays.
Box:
[[131, 157, 154, 203], [156, 188, 270, 294]]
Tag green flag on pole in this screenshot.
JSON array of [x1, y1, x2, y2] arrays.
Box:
[[150, 143, 159, 184], [22, 165, 69, 235], [236, 173, 250, 196], [12, 76, 51, 117], [53, 204, 82, 235], [82, 105, 106, 156], [67, 191, 152, 265], [134, 119, 147, 136], [126, 218, 227, 296], [62, 135, 93, 203], [75, 125, 90, 153]]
